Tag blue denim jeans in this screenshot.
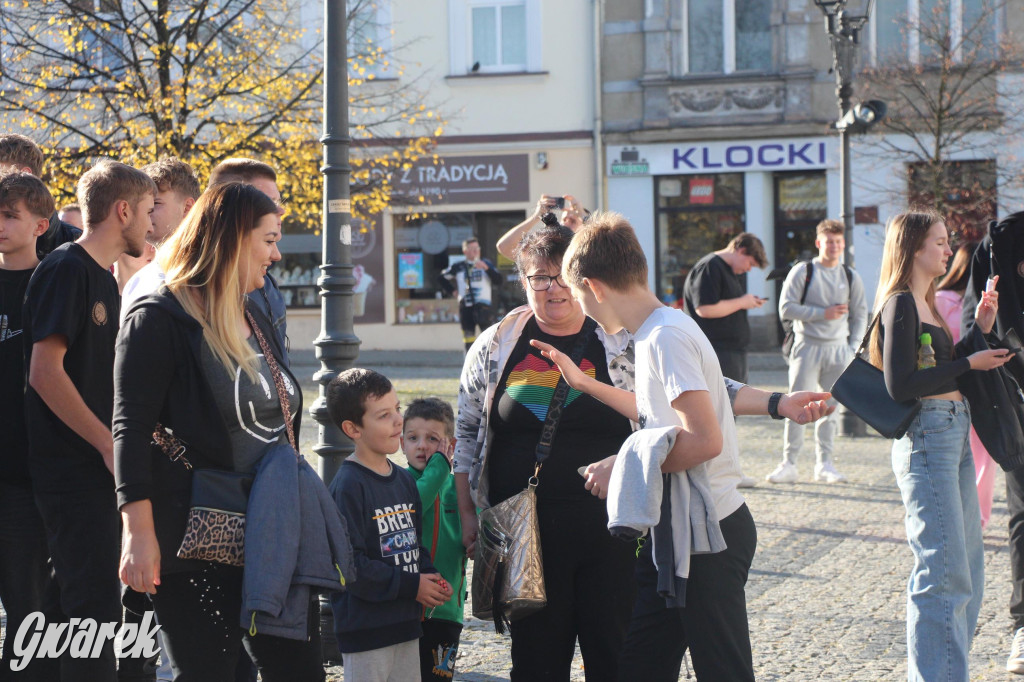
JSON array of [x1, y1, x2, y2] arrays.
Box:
[[891, 399, 984, 682]]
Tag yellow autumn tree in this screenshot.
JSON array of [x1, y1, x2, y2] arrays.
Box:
[[0, 0, 444, 230]]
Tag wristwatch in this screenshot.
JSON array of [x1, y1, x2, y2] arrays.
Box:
[[768, 392, 784, 420]]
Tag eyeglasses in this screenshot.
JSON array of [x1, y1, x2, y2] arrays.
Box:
[[525, 274, 567, 291]]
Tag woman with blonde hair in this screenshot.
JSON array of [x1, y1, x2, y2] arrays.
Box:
[[872, 211, 1009, 681], [113, 183, 325, 681]]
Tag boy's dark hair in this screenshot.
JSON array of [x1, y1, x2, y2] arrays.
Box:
[[0, 170, 55, 219], [403, 397, 455, 438], [208, 158, 277, 188], [563, 210, 648, 291], [142, 157, 201, 200], [726, 232, 768, 268], [327, 368, 394, 427], [76, 160, 157, 226], [816, 219, 845, 237], [462, 236, 479, 250], [0, 134, 44, 176]]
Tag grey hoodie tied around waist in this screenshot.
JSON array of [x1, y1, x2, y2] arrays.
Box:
[[242, 443, 356, 640], [607, 426, 726, 608]]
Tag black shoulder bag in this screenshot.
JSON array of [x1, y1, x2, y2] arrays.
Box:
[[472, 317, 598, 634], [830, 296, 922, 440]]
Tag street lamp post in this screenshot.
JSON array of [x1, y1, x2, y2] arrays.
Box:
[[813, 0, 877, 269], [814, 0, 884, 438], [314, 0, 360, 486], [315, 0, 359, 662]]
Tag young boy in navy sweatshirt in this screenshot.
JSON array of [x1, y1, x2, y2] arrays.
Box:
[[327, 368, 452, 681]]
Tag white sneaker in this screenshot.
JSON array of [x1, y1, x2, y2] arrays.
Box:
[[1008, 627, 1024, 674], [737, 474, 758, 488], [814, 461, 847, 483], [765, 462, 798, 484]]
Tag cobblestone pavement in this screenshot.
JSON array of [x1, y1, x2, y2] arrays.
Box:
[[2, 358, 1015, 680], [318, 363, 1020, 681]]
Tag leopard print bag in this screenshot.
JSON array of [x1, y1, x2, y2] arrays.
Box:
[[162, 313, 298, 567]]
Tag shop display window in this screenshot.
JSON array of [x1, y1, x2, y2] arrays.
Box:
[[655, 173, 746, 304], [395, 210, 526, 324], [274, 252, 322, 308], [774, 172, 828, 269]]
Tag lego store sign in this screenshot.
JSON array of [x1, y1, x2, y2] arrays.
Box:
[[689, 178, 714, 204], [608, 137, 835, 176]]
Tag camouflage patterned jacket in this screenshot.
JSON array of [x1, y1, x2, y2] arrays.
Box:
[[453, 305, 635, 510]]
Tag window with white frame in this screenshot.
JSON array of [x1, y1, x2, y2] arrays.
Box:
[[449, 0, 541, 75], [872, 0, 999, 65], [684, 0, 772, 75]]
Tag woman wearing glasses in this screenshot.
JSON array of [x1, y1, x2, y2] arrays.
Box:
[[454, 223, 637, 681], [453, 223, 833, 681]]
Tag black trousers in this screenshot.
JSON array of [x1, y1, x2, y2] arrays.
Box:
[[1008, 468, 1024, 630], [419, 619, 462, 681], [0, 482, 60, 682], [715, 348, 749, 384], [508, 498, 637, 682], [35, 487, 122, 682], [459, 303, 496, 350], [618, 504, 758, 682], [149, 564, 324, 682]]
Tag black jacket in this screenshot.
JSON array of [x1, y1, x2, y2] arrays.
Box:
[[962, 212, 1024, 385], [113, 288, 298, 574], [956, 324, 1024, 471], [37, 213, 82, 260]]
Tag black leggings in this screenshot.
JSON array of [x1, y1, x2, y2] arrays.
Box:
[[149, 564, 324, 682], [507, 497, 637, 682]]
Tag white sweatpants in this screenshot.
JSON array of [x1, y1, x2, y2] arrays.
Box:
[[783, 339, 852, 467]]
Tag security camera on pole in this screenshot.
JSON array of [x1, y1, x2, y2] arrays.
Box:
[[814, 0, 885, 437]]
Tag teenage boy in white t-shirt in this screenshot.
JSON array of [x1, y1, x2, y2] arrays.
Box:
[[532, 211, 831, 681]]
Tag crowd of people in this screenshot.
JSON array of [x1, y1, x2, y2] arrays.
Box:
[[0, 129, 1021, 682]]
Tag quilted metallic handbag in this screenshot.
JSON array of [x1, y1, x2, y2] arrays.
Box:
[[171, 312, 297, 567], [471, 318, 597, 633]]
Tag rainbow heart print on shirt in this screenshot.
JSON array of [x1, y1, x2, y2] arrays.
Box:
[[506, 354, 597, 421]]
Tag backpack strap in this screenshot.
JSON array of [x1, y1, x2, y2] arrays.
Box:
[[798, 262, 814, 305], [843, 265, 854, 303]]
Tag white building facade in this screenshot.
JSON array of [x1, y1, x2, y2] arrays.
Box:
[[287, 0, 601, 351]]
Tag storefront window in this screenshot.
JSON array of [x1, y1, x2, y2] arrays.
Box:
[[394, 210, 525, 324], [773, 172, 828, 270], [655, 173, 746, 304], [276, 252, 322, 308]]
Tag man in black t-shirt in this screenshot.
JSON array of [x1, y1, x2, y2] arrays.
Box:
[[23, 160, 154, 682], [682, 232, 768, 384], [0, 170, 61, 681], [683, 233, 767, 489], [0, 133, 82, 258]]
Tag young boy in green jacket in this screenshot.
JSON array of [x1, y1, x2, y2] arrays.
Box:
[[402, 397, 467, 681]]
